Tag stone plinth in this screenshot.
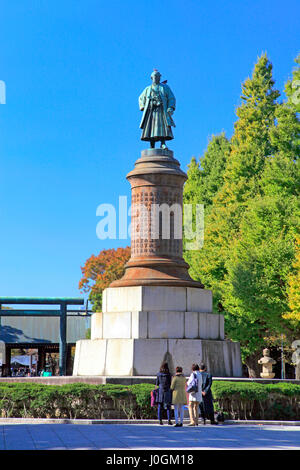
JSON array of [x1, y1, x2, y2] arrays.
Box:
[[91, 310, 224, 341], [73, 338, 242, 378], [73, 285, 243, 378], [102, 286, 212, 312]]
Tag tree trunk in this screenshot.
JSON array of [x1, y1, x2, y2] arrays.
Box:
[[296, 363, 300, 380], [244, 351, 262, 378]]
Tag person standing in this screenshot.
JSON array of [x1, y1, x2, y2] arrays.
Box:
[[199, 362, 218, 425], [156, 362, 172, 425], [187, 364, 202, 426], [170, 366, 187, 427]]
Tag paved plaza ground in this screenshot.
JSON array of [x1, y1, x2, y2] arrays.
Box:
[[0, 422, 299, 450]]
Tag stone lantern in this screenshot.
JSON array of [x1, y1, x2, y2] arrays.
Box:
[[258, 348, 276, 379]]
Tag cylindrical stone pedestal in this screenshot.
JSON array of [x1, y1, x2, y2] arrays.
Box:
[[111, 149, 203, 288]]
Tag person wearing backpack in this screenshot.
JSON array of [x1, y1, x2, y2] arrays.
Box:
[[170, 366, 187, 427], [156, 362, 173, 425], [187, 363, 202, 426]]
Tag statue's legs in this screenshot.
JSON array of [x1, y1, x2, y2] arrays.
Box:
[[148, 139, 169, 149]]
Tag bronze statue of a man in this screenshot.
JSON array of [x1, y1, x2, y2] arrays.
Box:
[[139, 69, 176, 149]]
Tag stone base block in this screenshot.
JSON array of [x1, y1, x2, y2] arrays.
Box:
[[102, 286, 213, 313], [91, 310, 224, 340], [73, 338, 242, 377], [74, 285, 242, 378]]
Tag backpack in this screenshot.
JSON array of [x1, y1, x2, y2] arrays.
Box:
[[186, 372, 198, 393], [150, 388, 159, 407]]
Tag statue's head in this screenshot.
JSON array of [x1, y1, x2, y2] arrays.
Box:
[[151, 69, 161, 84], [263, 348, 270, 356]]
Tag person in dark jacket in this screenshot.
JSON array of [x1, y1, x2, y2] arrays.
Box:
[[199, 363, 218, 425], [156, 362, 172, 425]]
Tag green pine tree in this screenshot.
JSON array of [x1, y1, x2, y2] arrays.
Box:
[[183, 133, 230, 283], [183, 54, 300, 376], [284, 53, 300, 113], [193, 53, 280, 300]]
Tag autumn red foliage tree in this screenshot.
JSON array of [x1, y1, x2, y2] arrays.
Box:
[[79, 246, 131, 311]]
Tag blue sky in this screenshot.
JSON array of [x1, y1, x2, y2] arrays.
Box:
[[0, 0, 299, 300]]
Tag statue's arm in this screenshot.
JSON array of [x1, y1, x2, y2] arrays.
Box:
[[166, 85, 176, 113], [139, 88, 147, 111]]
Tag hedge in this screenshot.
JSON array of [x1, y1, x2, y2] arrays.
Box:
[[0, 382, 155, 419], [211, 381, 300, 420], [0, 381, 299, 420]]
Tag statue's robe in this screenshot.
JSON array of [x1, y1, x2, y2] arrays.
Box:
[[139, 83, 176, 142]]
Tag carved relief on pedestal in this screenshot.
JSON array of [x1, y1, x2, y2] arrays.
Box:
[[131, 185, 183, 259]]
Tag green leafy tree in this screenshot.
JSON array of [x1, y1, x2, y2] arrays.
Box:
[[183, 133, 230, 283], [79, 247, 130, 311], [183, 54, 300, 376], [285, 237, 300, 325], [183, 133, 230, 209], [224, 194, 299, 375]]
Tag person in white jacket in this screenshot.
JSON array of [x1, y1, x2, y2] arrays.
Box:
[[187, 364, 203, 426]]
